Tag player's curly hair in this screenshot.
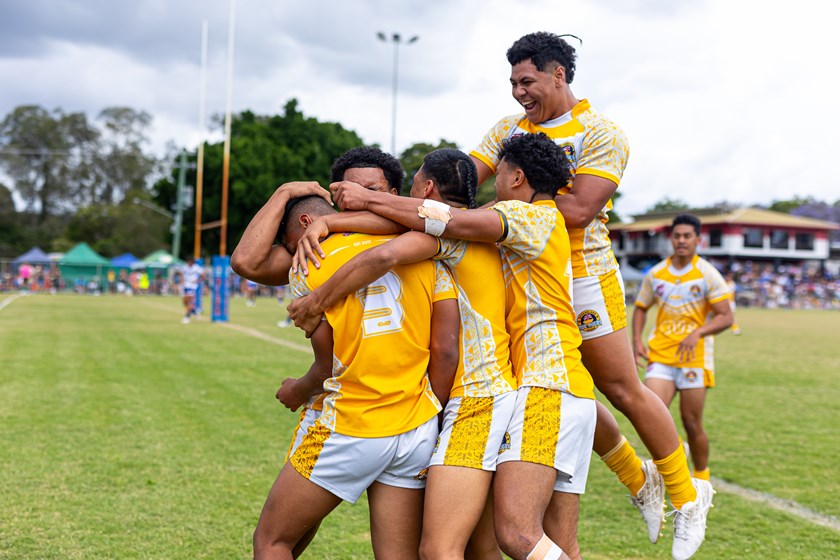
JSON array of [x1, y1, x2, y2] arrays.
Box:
[[672, 214, 702, 235], [506, 32, 577, 83], [330, 146, 405, 194], [420, 148, 478, 209], [498, 133, 570, 197]]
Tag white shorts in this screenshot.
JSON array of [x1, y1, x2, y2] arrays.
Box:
[[182, 286, 199, 298], [645, 362, 711, 390], [429, 392, 517, 471], [573, 269, 628, 341], [288, 416, 438, 503], [496, 386, 596, 495], [284, 406, 321, 462]]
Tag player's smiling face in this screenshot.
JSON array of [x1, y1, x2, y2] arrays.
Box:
[[510, 59, 563, 124]]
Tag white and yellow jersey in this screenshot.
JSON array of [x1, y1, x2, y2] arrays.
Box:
[[436, 239, 517, 399], [491, 199, 593, 399], [635, 255, 729, 370], [290, 233, 457, 438], [471, 99, 629, 279]]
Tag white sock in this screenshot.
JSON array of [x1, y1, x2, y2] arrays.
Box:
[[526, 533, 564, 560]]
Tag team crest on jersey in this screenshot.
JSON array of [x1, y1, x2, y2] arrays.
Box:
[[577, 310, 603, 332], [498, 432, 511, 454], [655, 284, 665, 297], [432, 436, 441, 454], [560, 143, 577, 166], [684, 370, 699, 382], [690, 284, 702, 299], [413, 467, 429, 481]]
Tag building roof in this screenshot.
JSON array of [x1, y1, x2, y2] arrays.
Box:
[[609, 207, 840, 233]]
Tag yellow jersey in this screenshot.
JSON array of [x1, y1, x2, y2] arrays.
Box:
[[290, 233, 457, 437], [471, 99, 630, 279], [436, 239, 517, 398], [491, 200, 593, 399], [635, 255, 730, 370]]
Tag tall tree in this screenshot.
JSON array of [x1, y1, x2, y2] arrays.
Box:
[[0, 105, 98, 225], [645, 198, 691, 214], [154, 100, 364, 259], [85, 107, 158, 206]]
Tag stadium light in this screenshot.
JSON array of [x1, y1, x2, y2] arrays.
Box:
[[377, 32, 419, 156]]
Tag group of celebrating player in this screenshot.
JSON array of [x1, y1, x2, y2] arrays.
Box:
[[231, 31, 733, 560]]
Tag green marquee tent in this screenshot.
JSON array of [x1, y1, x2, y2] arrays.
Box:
[[58, 243, 110, 286]]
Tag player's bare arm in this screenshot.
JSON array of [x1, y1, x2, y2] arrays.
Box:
[[288, 232, 440, 336], [333, 182, 504, 243], [428, 298, 460, 409], [231, 181, 331, 285], [632, 305, 650, 368], [676, 298, 734, 363], [554, 174, 617, 228], [275, 321, 333, 410], [291, 209, 406, 275]]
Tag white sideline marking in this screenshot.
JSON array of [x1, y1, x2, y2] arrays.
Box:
[[142, 300, 310, 354], [218, 322, 310, 354], [0, 294, 22, 312], [712, 477, 840, 532]]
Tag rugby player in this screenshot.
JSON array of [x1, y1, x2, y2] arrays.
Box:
[[178, 256, 204, 324], [469, 31, 712, 557], [632, 214, 732, 556]]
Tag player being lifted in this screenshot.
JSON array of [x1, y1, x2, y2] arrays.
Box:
[[470, 31, 712, 559]]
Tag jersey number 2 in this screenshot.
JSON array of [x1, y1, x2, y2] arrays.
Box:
[[360, 272, 405, 337]]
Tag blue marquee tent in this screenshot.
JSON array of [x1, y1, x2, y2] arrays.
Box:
[[13, 247, 52, 266], [110, 253, 139, 272]]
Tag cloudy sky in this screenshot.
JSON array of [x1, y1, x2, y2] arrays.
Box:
[[1, 0, 836, 218]]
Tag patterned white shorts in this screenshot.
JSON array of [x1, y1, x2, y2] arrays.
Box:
[[496, 386, 596, 494], [429, 392, 517, 471], [573, 269, 627, 340], [284, 406, 321, 462], [645, 362, 711, 390], [288, 416, 438, 503]]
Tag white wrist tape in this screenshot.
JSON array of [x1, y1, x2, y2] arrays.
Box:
[[418, 199, 452, 237]]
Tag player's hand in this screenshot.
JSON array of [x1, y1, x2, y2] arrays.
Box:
[[633, 339, 649, 368], [331, 181, 373, 211], [676, 331, 700, 363], [276, 181, 332, 205], [291, 218, 329, 275], [287, 295, 324, 338], [275, 377, 306, 411]]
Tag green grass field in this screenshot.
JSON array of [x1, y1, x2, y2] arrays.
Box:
[[1, 293, 839, 559]]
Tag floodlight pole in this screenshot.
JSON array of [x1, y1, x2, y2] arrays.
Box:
[[377, 32, 419, 156]]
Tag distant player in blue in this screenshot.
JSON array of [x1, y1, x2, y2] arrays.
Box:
[[179, 256, 205, 324], [245, 278, 259, 307]]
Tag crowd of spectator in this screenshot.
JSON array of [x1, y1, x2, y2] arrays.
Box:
[[714, 261, 840, 310]]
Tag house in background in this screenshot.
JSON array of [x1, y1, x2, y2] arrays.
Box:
[[608, 207, 840, 274]]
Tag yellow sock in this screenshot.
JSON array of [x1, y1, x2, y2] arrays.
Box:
[[601, 436, 646, 496], [654, 441, 697, 509], [694, 467, 710, 481]]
